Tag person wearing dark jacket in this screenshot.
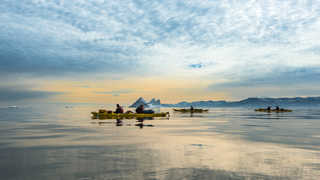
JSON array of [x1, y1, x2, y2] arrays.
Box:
[[136, 105, 154, 114], [115, 104, 124, 114], [136, 105, 144, 114]]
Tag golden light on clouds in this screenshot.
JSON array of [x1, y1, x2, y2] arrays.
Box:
[[37, 77, 228, 104]]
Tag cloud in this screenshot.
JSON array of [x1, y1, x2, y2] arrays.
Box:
[[189, 63, 204, 69], [94, 89, 134, 96], [210, 66, 320, 88], [208, 66, 320, 99], [301, 46, 320, 55], [1, 0, 319, 76], [1, 0, 320, 100], [0, 86, 62, 102], [0, 13, 141, 77], [76, 85, 90, 88]]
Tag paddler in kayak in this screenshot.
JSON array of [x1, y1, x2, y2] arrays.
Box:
[[136, 105, 154, 114], [115, 104, 124, 114], [136, 105, 144, 113], [190, 106, 194, 111]]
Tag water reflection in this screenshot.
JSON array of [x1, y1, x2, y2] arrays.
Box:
[[1, 136, 317, 180], [116, 119, 123, 126], [91, 117, 158, 129], [161, 168, 291, 180], [90, 121, 113, 126], [1, 105, 320, 179], [135, 118, 155, 128]]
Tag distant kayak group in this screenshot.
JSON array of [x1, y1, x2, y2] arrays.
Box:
[[255, 106, 292, 112], [173, 105, 208, 113], [173, 106, 293, 113]]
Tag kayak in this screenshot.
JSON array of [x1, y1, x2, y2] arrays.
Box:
[[254, 108, 292, 113], [91, 111, 169, 119], [173, 108, 209, 113]]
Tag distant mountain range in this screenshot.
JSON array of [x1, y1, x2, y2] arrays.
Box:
[[161, 97, 320, 107], [130, 97, 320, 108]]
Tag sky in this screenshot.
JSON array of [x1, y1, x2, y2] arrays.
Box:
[[1, 0, 320, 105]]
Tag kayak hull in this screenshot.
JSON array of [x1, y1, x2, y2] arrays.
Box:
[[91, 112, 169, 119], [173, 109, 209, 113]]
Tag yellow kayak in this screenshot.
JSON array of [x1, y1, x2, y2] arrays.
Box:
[[91, 111, 169, 119], [254, 108, 293, 113], [173, 108, 209, 113]]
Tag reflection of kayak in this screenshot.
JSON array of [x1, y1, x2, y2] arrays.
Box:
[[254, 109, 292, 112], [91, 111, 169, 119], [173, 109, 209, 113]]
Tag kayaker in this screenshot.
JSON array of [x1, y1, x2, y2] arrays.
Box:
[[190, 106, 194, 111], [267, 106, 271, 111], [275, 106, 280, 111], [136, 104, 155, 114], [115, 104, 124, 114], [136, 105, 144, 114]]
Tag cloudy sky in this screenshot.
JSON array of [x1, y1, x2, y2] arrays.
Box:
[[1, 0, 320, 104]]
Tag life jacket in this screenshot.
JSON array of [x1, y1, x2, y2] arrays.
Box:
[[136, 106, 144, 113], [115, 106, 124, 113]]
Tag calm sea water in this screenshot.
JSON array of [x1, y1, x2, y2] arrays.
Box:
[[0, 104, 320, 180]]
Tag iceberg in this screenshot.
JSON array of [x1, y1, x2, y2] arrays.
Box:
[[148, 98, 161, 106], [129, 97, 149, 108]]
